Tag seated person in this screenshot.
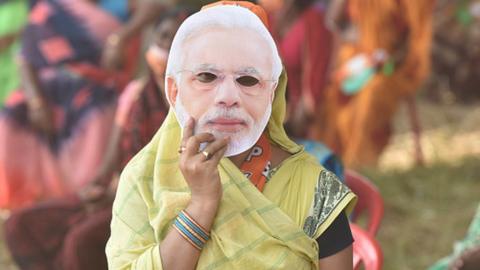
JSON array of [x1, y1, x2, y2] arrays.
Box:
[[2, 9, 188, 270], [106, 2, 357, 269]]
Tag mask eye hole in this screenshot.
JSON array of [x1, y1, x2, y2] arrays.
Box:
[[236, 75, 260, 87], [195, 72, 217, 83]]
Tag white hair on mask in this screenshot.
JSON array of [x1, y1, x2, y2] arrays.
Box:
[[164, 4, 283, 104]]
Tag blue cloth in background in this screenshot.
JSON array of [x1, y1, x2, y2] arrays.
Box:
[[296, 139, 345, 182], [99, 0, 129, 22]]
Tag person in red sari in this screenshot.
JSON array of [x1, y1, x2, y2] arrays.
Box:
[[3, 9, 188, 269], [0, 0, 169, 210], [260, 0, 333, 139]]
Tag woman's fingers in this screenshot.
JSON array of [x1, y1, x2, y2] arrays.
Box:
[[185, 133, 215, 156], [181, 117, 195, 147], [201, 137, 229, 160], [207, 141, 229, 164]]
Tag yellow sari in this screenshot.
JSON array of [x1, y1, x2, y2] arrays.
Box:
[[106, 70, 356, 269]]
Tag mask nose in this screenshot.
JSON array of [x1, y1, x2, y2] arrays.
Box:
[[214, 76, 240, 108]]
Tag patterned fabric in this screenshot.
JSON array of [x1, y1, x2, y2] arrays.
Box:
[[303, 170, 352, 238], [240, 133, 271, 192], [106, 68, 356, 269], [0, 0, 139, 209]]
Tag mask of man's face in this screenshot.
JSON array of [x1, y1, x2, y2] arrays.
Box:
[[168, 27, 277, 157]]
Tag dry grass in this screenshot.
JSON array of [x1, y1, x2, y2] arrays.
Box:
[[363, 156, 480, 270]]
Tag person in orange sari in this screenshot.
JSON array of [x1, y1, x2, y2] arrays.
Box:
[[311, 0, 435, 168]]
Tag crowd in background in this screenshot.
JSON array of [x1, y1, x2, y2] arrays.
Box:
[[0, 0, 479, 269]]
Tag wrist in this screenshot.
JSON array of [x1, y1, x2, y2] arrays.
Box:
[[190, 196, 221, 213], [185, 197, 220, 234]]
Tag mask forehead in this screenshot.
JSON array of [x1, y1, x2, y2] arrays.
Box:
[[179, 27, 273, 80]]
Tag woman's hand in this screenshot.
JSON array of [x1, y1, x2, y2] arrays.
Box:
[[179, 118, 229, 208]]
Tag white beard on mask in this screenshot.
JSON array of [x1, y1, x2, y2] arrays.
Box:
[[174, 95, 272, 157]]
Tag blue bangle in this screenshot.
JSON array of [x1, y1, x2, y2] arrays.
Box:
[[173, 219, 204, 250], [178, 211, 210, 241]]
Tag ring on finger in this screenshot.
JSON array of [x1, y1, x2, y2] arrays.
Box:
[[202, 150, 211, 160]]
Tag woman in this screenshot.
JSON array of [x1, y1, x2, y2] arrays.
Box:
[[0, 0, 28, 106], [313, 0, 435, 168], [107, 2, 356, 269], [261, 0, 333, 139], [0, 0, 169, 209]]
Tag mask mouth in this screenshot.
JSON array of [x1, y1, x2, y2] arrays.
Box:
[[206, 118, 248, 133]]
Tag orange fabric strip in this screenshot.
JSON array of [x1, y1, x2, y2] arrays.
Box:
[[240, 134, 271, 192]]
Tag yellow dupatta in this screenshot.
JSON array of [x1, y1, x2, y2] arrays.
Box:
[[106, 70, 356, 269], [106, 67, 355, 269]]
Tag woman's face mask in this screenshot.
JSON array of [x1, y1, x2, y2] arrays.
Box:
[[145, 44, 169, 79]]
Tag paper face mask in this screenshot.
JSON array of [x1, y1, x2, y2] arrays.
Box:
[[174, 92, 272, 157], [166, 5, 282, 157]]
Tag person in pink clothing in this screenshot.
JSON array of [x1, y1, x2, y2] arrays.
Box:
[[261, 0, 333, 139]]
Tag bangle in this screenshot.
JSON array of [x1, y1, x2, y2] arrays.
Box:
[[173, 210, 211, 250]]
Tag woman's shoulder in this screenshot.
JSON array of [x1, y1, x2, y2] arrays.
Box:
[[303, 169, 356, 239]]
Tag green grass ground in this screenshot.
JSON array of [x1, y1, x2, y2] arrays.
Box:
[[363, 156, 480, 270]]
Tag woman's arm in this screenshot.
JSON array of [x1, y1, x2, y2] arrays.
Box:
[[318, 245, 353, 270], [18, 57, 54, 137], [107, 118, 229, 269], [159, 118, 229, 270], [159, 199, 219, 270]]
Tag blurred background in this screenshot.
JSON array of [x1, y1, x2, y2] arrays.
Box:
[[0, 0, 479, 269]]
